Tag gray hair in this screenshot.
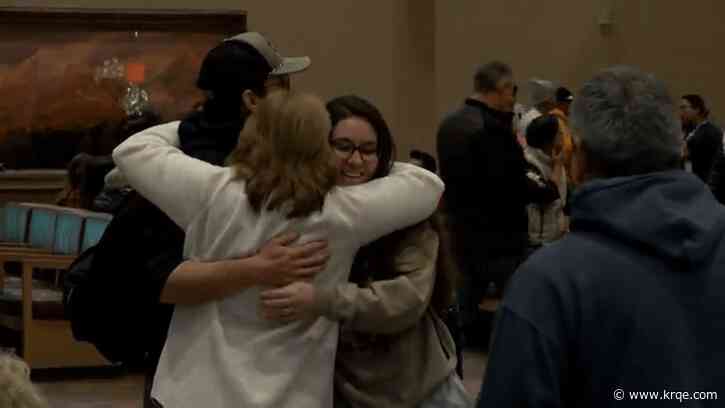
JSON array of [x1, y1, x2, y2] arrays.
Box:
[[570, 66, 682, 177], [474, 61, 512, 93], [0, 354, 49, 408]]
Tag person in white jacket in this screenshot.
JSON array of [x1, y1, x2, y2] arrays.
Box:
[[112, 91, 444, 408]]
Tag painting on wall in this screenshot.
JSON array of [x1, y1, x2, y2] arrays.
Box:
[[0, 8, 246, 169]]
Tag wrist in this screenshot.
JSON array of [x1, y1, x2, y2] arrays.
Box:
[[221, 257, 264, 288], [311, 286, 334, 318], [245, 255, 271, 286]]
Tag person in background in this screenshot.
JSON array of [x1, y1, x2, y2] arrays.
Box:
[[523, 115, 566, 253], [408, 147, 465, 378], [550, 86, 577, 187], [680, 94, 722, 182], [436, 62, 558, 348], [56, 153, 114, 210], [707, 145, 725, 205], [257, 95, 468, 407], [0, 353, 49, 408], [436, 61, 519, 347], [554, 86, 573, 116], [56, 153, 86, 208], [513, 102, 528, 144], [478, 66, 725, 408], [410, 149, 438, 174]]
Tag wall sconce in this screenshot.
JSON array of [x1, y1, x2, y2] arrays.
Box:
[[598, 0, 614, 35]]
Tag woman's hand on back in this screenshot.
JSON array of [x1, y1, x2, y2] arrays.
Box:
[[254, 232, 330, 287], [259, 281, 318, 322]]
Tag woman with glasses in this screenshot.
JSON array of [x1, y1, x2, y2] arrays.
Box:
[[111, 91, 443, 408], [260, 95, 471, 407]]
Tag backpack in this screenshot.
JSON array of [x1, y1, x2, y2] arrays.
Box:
[[63, 192, 180, 366], [62, 245, 98, 342]]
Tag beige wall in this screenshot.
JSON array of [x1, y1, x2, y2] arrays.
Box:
[[435, 0, 610, 119], [435, 0, 725, 125], [3, 1, 725, 157], [392, 0, 436, 156], [615, 1, 725, 122]]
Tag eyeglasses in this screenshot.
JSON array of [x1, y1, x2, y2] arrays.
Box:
[[330, 138, 378, 160]]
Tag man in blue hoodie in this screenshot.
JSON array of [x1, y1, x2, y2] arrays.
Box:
[[477, 66, 725, 407]]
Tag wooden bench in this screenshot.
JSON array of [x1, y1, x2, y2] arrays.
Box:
[[0, 202, 112, 369]]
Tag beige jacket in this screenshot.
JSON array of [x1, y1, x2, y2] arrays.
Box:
[[525, 146, 567, 246], [314, 223, 458, 408]]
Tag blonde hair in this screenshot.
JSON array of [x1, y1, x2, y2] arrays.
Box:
[[229, 91, 337, 218], [0, 354, 49, 408]]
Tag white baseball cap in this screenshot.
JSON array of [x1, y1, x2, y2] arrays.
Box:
[[224, 32, 311, 75]]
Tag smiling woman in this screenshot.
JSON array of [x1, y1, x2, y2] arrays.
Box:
[[330, 118, 380, 186], [327, 95, 395, 185]]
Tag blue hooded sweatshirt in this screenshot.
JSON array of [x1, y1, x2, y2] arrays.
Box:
[[477, 170, 725, 407]]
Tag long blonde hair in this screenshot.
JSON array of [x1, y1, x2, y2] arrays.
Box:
[[229, 91, 337, 218]]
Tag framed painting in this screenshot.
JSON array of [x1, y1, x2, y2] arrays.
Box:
[[0, 7, 246, 170]]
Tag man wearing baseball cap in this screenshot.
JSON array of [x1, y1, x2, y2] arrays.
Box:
[[92, 32, 321, 408], [180, 31, 311, 163]]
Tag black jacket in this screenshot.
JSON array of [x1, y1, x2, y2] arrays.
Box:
[[707, 146, 725, 205], [478, 170, 725, 407], [92, 112, 243, 365], [687, 121, 722, 182], [437, 98, 554, 258]]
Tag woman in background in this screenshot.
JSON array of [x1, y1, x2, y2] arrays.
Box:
[[523, 114, 567, 252], [680, 94, 723, 182]]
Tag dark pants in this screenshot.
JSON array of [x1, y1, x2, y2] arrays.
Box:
[[144, 348, 164, 408], [456, 253, 524, 350], [441, 303, 465, 378]]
